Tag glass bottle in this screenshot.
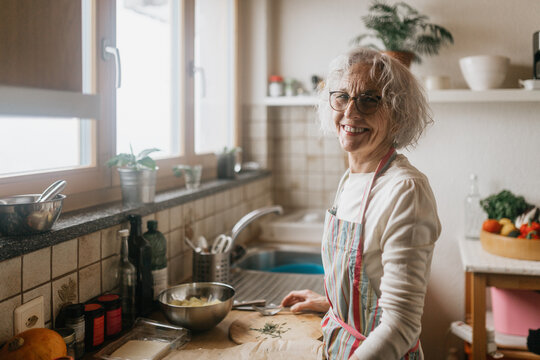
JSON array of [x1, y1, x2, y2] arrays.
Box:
[[143, 220, 168, 300], [127, 214, 154, 316], [118, 229, 136, 329], [465, 173, 485, 239]]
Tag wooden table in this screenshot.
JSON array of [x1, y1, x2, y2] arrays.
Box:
[[459, 238, 540, 360]]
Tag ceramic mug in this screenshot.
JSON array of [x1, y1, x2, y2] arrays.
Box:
[[424, 75, 451, 90]]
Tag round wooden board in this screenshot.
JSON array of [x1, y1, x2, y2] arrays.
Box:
[[229, 312, 323, 344], [480, 230, 540, 261]]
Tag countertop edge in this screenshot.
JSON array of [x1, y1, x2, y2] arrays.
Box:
[[0, 170, 271, 262]]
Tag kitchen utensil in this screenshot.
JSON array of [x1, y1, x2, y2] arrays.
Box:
[[193, 250, 230, 283], [158, 282, 235, 332], [196, 236, 209, 253], [184, 237, 202, 253], [459, 55, 509, 90], [252, 304, 283, 316], [36, 180, 67, 203], [211, 234, 232, 254], [232, 299, 266, 309], [229, 312, 323, 344], [480, 230, 540, 261], [0, 194, 66, 235]]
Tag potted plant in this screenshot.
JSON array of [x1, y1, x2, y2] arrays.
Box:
[[106, 146, 160, 207], [351, 0, 454, 66]]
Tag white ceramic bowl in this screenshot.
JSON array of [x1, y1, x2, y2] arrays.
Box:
[[459, 55, 510, 90]]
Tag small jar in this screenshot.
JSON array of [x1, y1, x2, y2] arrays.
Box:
[[54, 328, 76, 359], [268, 75, 284, 97], [84, 303, 105, 352], [97, 294, 122, 338], [64, 304, 85, 359]]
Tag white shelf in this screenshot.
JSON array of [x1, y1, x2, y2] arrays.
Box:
[[264, 90, 540, 107], [428, 89, 540, 103], [264, 96, 318, 106]]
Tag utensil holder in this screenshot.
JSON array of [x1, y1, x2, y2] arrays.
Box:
[[192, 250, 230, 283]]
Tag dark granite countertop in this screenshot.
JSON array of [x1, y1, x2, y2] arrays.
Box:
[[0, 170, 271, 262]]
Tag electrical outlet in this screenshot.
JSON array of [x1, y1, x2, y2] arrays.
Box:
[[14, 296, 44, 334]]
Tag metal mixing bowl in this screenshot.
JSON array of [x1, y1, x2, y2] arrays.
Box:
[[158, 282, 235, 331], [0, 194, 65, 236]]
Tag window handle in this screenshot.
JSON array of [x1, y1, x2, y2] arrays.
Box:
[[101, 39, 122, 88], [190, 61, 206, 98]]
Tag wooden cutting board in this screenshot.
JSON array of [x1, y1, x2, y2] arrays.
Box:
[[229, 312, 323, 344]]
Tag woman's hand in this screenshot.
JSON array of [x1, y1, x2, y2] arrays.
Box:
[[280, 289, 330, 313]]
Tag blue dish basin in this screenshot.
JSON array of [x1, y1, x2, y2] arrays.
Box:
[[234, 248, 324, 274]]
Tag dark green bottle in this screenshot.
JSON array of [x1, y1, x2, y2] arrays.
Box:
[[127, 214, 154, 316], [143, 220, 168, 300]]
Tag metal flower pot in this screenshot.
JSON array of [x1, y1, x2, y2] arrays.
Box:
[[118, 167, 158, 207]]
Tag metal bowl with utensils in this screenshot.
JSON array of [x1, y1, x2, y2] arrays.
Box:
[[0, 194, 66, 236], [0, 180, 66, 236], [158, 282, 235, 331]]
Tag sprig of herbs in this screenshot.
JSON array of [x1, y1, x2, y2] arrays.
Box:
[[250, 322, 290, 339], [480, 190, 532, 221]]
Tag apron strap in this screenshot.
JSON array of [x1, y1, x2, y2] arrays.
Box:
[[329, 310, 420, 354]]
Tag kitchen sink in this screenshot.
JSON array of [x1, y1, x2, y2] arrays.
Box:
[[231, 245, 325, 305], [233, 246, 323, 274]]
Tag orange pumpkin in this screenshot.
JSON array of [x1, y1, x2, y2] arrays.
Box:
[[0, 328, 67, 360]]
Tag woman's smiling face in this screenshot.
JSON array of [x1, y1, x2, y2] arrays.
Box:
[[333, 63, 394, 170]]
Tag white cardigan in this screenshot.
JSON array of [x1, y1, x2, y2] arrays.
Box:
[[335, 154, 441, 360]]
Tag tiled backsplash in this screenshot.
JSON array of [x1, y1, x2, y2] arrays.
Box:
[[268, 106, 347, 210], [0, 178, 272, 342]]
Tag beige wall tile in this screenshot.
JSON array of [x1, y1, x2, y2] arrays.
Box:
[[102, 225, 122, 259], [168, 255, 184, 286], [52, 239, 77, 278], [23, 247, 51, 291], [52, 273, 77, 322], [156, 209, 170, 233], [79, 263, 101, 302], [101, 256, 119, 293], [0, 295, 21, 342], [169, 229, 183, 258], [214, 191, 226, 212], [79, 232, 101, 268], [23, 282, 51, 323], [307, 174, 325, 191], [182, 251, 193, 281], [169, 205, 183, 230], [290, 139, 306, 155], [204, 194, 215, 217], [193, 198, 205, 220], [0, 257, 21, 301], [307, 137, 324, 155]]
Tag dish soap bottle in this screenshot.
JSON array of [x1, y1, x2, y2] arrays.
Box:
[[118, 229, 136, 329], [143, 220, 168, 301], [465, 173, 485, 239], [128, 214, 154, 316]]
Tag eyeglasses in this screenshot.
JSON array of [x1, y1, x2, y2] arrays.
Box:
[[329, 91, 382, 115]]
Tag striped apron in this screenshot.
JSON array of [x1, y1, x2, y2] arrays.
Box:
[[320, 148, 421, 359]]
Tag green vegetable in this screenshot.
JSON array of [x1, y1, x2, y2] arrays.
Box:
[[480, 190, 531, 222], [106, 145, 160, 170]]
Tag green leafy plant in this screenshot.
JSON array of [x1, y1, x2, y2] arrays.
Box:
[[106, 145, 160, 170], [351, 0, 454, 63], [480, 190, 532, 221]]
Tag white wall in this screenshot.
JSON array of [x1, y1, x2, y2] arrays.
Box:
[[242, 0, 540, 358]]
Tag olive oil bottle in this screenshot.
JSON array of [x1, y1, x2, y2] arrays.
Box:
[[143, 220, 168, 300]]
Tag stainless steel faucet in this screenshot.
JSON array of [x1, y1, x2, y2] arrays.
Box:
[[231, 205, 284, 244]]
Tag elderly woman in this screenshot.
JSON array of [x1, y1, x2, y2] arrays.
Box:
[[281, 48, 441, 360]]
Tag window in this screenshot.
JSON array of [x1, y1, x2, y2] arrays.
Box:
[[0, 0, 238, 211]]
